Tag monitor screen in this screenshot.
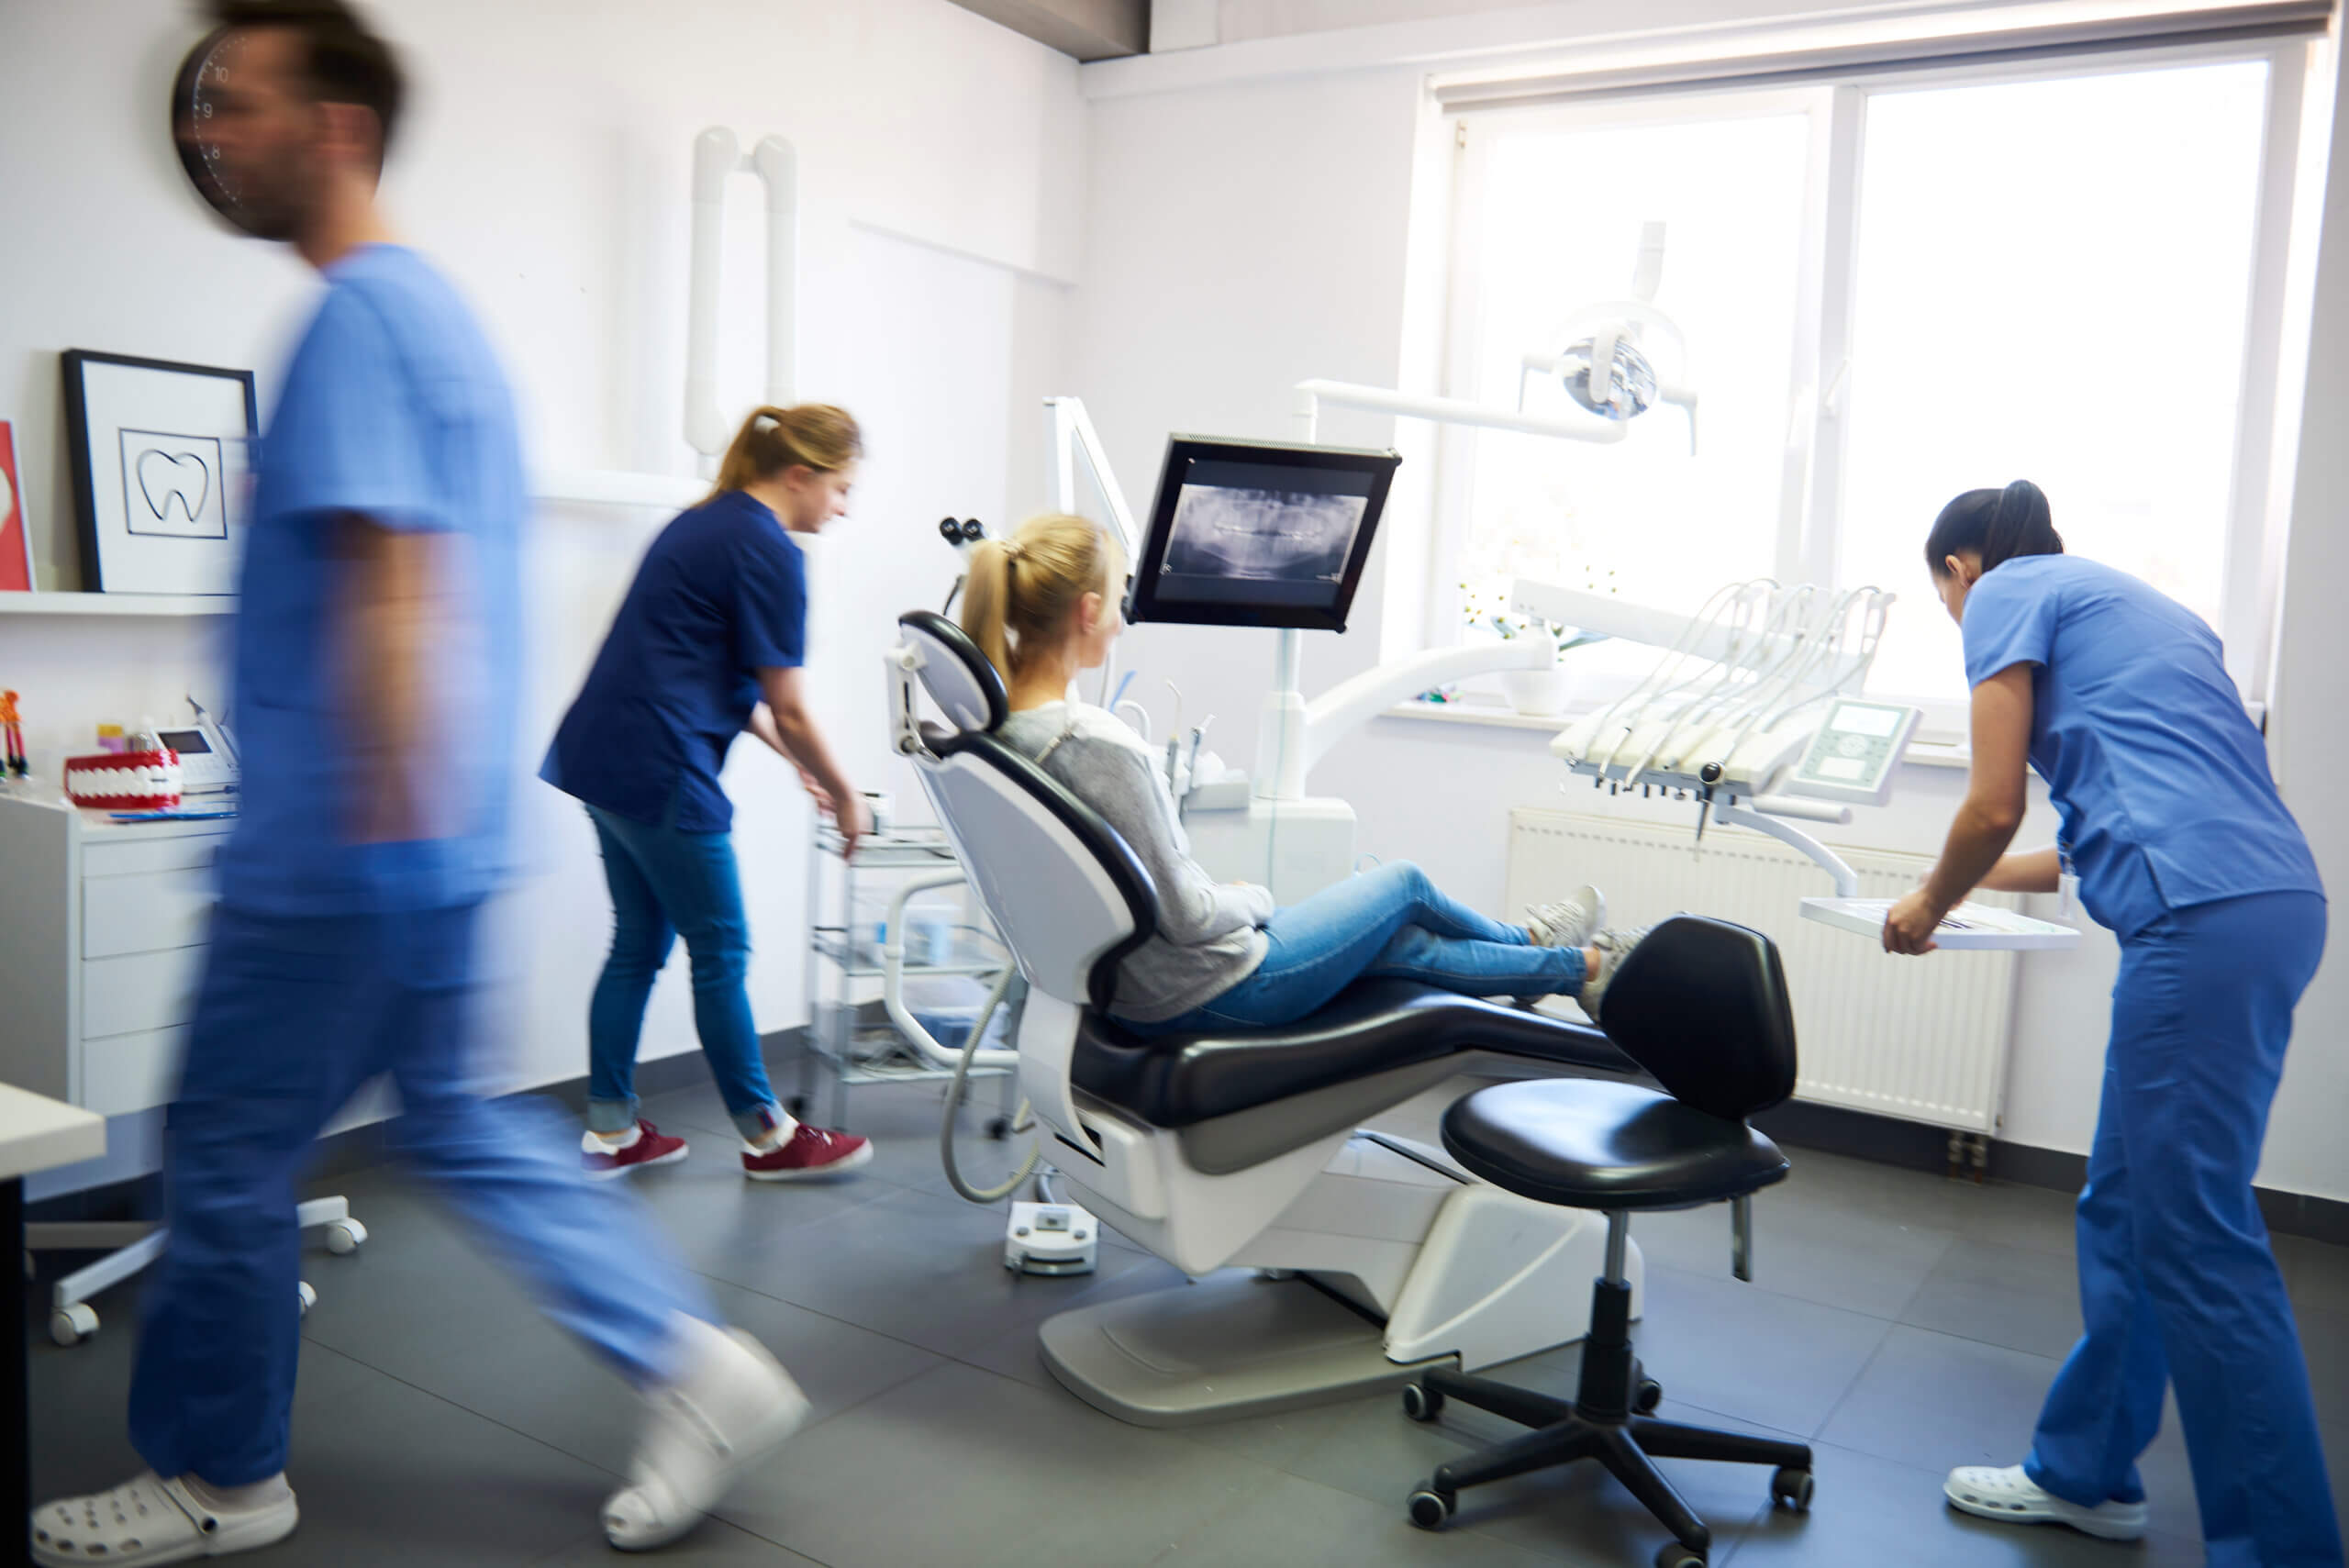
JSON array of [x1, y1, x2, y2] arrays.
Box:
[[1126, 436, 1400, 631], [155, 728, 210, 754]]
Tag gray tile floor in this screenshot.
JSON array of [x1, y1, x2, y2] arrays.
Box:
[[28, 1070, 2349, 1567]]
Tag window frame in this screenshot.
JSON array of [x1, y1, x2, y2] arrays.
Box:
[[1419, 35, 2319, 739]]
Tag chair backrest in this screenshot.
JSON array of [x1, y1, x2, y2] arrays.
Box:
[[1598, 914, 1798, 1121], [895, 611, 1158, 1011]]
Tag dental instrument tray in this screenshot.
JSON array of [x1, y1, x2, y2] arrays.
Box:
[[1799, 896, 2083, 950]]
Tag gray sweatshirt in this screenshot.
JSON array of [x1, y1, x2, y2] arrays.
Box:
[[996, 700, 1272, 1023]]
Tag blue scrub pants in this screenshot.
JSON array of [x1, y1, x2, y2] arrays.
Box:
[[1136, 861, 1586, 1033], [128, 902, 710, 1488], [583, 804, 783, 1142], [2024, 891, 2339, 1566]]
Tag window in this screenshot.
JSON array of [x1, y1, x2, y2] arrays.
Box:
[[1429, 45, 2305, 722]]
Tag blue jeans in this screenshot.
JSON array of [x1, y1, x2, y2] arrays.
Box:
[[1139, 861, 1586, 1033], [130, 902, 708, 1486], [585, 804, 782, 1141], [2024, 891, 2338, 1567]]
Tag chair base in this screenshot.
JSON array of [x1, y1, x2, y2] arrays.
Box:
[[1039, 1272, 1453, 1428], [1405, 1274, 1813, 1564]]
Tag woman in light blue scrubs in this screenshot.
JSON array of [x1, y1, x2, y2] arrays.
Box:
[[1885, 482, 2335, 1565]]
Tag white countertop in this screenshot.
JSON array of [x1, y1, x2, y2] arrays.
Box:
[[0, 1084, 106, 1181]]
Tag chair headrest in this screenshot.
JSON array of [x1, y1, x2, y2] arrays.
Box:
[[1597, 914, 1798, 1122], [898, 610, 1008, 735]]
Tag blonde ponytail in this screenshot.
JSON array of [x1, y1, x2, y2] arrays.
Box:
[[958, 514, 1119, 688], [707, 403, 863, 504]]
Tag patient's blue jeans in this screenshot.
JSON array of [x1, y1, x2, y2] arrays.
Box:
[[584, 804, 782, 1141], [1139, 861, 1586, 1033]]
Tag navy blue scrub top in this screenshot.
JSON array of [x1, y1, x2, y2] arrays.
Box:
[[1961, 554, 2321, 939], [542, 489, 806, 832]]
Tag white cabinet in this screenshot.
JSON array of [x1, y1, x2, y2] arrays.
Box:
[[0, 795, 228, 1112]]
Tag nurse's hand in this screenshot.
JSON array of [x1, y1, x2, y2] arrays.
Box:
[[796, 764, 835, 818], [1883, 889, 1946, 954], [835, 794, 871, 861]]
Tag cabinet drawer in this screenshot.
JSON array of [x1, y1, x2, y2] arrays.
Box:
[[82, 833, 228, 878], [83, 868, 217, 959], [81, 1027, 187, 1117], [82, 947, 206, 1041]]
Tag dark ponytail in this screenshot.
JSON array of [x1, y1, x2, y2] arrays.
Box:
[[1924, 480, 2063, 578]]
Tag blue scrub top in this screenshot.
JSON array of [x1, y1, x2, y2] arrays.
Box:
[[218, 245, 524, 917], [1962, 554, 2321, 938], [540, 489, 806, 832]]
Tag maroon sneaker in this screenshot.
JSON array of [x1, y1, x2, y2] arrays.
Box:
[[742, 1124, 874, 1182], [582, 1119, 689, 1181]]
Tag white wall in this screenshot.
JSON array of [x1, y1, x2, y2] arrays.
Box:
[[0, 0, 1084, 1132], [1070, 7, 2339, 1195]]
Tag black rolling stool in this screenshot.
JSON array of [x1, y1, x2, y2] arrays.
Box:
[[1400, 915, 1817, 1568]]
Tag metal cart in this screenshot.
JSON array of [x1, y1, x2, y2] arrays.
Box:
[[796, 821, 1018, 1131]]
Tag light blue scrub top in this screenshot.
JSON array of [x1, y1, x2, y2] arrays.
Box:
[[1961, 554, 2321, 939], [217, 245, 525, 917]]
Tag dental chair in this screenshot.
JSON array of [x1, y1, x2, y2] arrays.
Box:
[[887, 610, 1644, 1426]]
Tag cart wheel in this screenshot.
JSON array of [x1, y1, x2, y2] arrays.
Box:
[[985, 1116, 1012, 1140], [1401, 1384, 1444, 1423], [296, 1281, 317, 1318], [1406, 1488, 1456, 1530], [50, 1303, 98, 1347], [325, 1218, 367, 1255], [1770, 1467, 1814, 1512], [786, 1095, 811, 1119]]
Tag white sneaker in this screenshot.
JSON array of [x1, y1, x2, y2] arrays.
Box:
[[1576, 924, 1651, 1021], [1943, 1464, 2148, 1540], [603, 1314, 812, 1551], [1526, 884, 1606, 949]]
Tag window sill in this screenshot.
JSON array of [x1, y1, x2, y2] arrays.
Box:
[[1380, 698, 1977, 770]]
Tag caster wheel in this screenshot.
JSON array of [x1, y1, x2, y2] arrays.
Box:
[[1406, 1488, 1456, 1530], [325, 1218, 367, 1255], [1400, 1384, 1444, 1423], [985, 1116, 1012, 1141], [785, 1095, 811, 1119], [296, 1281, 317, 1318], [50, 1303, 98, 1347], [1653, 1543, 1705, 1568], [1770, 1466, 1814, 1512], [1634, 1378, 1664, 1415]]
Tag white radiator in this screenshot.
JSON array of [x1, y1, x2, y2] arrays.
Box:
[[1505, 808, 2019, 1134]]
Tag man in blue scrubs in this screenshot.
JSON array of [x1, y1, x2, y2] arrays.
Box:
[[1887, 482, 2336, 1566], [31, 6, 805, 1561]]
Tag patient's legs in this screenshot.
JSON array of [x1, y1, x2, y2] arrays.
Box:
[[1158, 862, 1594, 1029]]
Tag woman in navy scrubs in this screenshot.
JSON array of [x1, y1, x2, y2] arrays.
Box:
[[1887, 482, 2335, 1564], [543, 405, 874, 1184]]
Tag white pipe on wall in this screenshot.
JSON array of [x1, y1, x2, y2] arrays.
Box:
[[685, 128, 739, 474], [685, 128, 801, 477], [753, 135, 798, 408]]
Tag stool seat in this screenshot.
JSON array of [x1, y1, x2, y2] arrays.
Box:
[[1442, 1079, 1790, 1211]]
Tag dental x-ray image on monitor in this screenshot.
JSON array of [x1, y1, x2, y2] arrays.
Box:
[[1127, 436, 1400, 631]]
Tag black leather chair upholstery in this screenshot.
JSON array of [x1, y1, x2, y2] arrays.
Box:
[[1402, 915, 1817, 1568]]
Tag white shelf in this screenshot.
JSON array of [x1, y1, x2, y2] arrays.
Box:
[[0, 593, 234, 618]]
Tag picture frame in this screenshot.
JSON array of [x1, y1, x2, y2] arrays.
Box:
[[60, 350, 257, 595], [0, 419, 32, 591]]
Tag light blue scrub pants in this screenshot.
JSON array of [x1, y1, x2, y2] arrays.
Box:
[[2024, 890, 2340, 1567], [128, 903, 710, 1487]]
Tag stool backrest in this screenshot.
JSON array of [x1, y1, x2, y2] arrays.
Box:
[[1598, 914, 1798, 1121], [895, 611, 1159, 1011]]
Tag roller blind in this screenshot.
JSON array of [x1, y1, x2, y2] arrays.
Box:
[[1432, 1, 2329, 112]]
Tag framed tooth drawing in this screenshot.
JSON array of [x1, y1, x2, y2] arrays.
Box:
[[61, 350, 257, 595]]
